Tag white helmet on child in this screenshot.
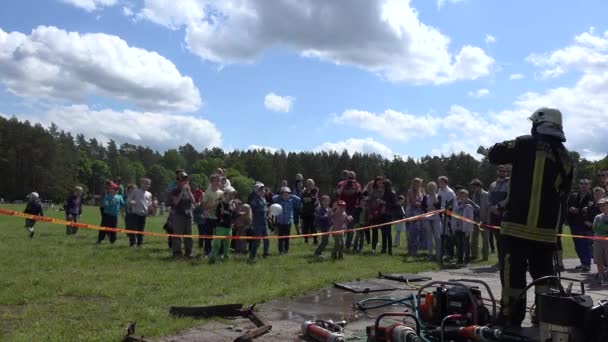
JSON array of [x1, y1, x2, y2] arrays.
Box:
[[28, 192, 39, 200], [269, 203, 282, 217]]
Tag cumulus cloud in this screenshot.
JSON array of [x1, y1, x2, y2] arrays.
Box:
[[264, 92, 294, 113], [0, 25, 201, 112], [315, 138, 395, 159], [485, 34, 496, 44], [60, 0, 118, 12], [333, 109, 442, 141], [468, 88, 490, 97], [330, 28, 608, 160], [248, 144, 279, 153], [527, 27, 608, 79], [137, 0, 493, 84], [509, 73, 524, 80], [22, 104, 221, 151]]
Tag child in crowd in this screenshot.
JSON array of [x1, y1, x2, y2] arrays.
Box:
[[393, 195, 406, 247], [24, 192, 43, 238], [272, 187, 301, 255], [314, 195, 332, 259], [233, 203, 252, 254], [592, 198, 608, 285], [193, 188, 205, 247], [585, 187, 607, 230], [97, 182, 125, 244], [352, 197, 368, 254], [210, 187, 237, 263], [451, 189, 475, 265], [331, 200, 352, 259], [64, 186, 83, 235]]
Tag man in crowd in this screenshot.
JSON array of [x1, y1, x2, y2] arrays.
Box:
[[301, 179, 319, 245], [488, 164, 510, 259], [126, 178, 153, 247], [479, 107, 573, 328], [201, 174, 223, 256], [337, 171, 362, 251], [64, 186, 83, 235], [469, 179, 490, 261], [248, 182, 270, 262], [170, 172, 194, 258], [438, 176, 456, 260], [567, 179, 593, 271], [599, 169, 608, 192]]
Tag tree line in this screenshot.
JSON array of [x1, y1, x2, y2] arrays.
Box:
[[1, 116, 606, 202]]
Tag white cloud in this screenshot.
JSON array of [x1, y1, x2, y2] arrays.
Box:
[[137, 0, 493, 84], [527, 28, 608, 79], [248, 144, 279, 153], [264, 92, 294, 113], [437, 0, 466, 10], [122, 6, 134, 17], [333, 109, 442, 141], [315, 138, 395, 159], [0, 26, 201, 112], [60, 0, 118, 12], [485, 34, 496, 44], [468, 88, 490, 98], [21, 104, 222, 151], [334, 28, 608, 159], [509, 73, 524, 80]]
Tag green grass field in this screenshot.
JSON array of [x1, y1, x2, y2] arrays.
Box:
[[0, 204, 576, 341]]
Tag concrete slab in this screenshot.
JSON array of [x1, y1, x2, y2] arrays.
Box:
[[156, 259, 608, 342]]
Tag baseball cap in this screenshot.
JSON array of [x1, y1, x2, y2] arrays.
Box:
[[254, 182, 265, 191], [280, 187, 292, 194], [598, 198, 608, 205], [337, 200, 346, 206], [177, 171, 188, 180], [109, 182, 119, 189]]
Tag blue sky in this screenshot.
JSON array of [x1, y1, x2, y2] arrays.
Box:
[[0, 0, 607, 159]]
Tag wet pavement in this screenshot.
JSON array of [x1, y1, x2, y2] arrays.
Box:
[[157, 259, 608, 341]]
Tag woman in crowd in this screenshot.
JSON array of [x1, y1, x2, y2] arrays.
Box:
[[380, 179, 398, 255], [421, 181, 442, 261], [406, 178, 425, 257], [364, 176, 386, 255]]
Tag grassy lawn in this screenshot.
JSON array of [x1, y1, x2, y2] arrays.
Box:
[[0, 204, 576, 341]]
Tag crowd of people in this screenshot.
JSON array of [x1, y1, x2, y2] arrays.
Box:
[[19, 165, 608, 268], [17, 161, 608, 272]]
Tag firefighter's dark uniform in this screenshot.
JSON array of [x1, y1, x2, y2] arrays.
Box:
[[488, 133, 573, 327]]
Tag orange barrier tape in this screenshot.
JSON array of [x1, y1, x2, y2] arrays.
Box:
[[0, 208, 443, 240], [444, 210, 608, 241]]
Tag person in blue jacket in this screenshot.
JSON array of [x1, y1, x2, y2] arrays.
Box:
[[248, 182, 270, 262], [273, 187, 301, 255], [97, 182, 125, 244]]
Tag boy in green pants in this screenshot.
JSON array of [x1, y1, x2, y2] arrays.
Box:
[[210, 186, 237, 263]]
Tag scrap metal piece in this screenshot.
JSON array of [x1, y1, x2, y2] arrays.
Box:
[[234, 324, 272, 342], [169, 303, 244, 318]]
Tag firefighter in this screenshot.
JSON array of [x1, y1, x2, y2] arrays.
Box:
[[478, 107, 573, 327]]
